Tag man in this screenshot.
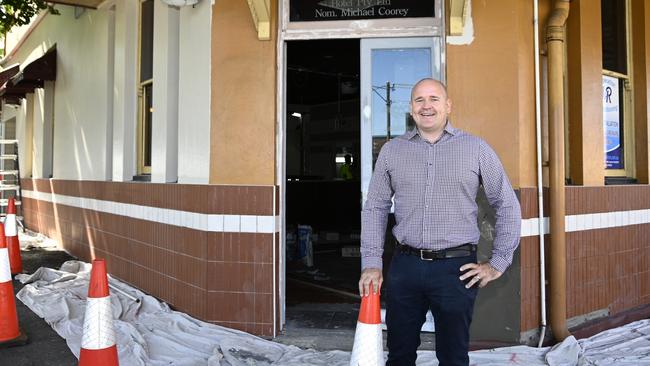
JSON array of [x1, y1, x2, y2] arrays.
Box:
[[359, 78, 521, 366], [339, 154, 354, 180]]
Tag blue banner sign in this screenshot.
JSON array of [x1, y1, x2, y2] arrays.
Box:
[[603, 75, 623, 170]]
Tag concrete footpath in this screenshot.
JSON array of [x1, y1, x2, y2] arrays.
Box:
[[0, 248, 77, 366]]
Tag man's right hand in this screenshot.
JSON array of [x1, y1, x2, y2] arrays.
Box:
[[358, 268, 383, 297]]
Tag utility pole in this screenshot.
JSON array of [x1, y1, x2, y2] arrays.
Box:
[[386, 81, 392, 141]]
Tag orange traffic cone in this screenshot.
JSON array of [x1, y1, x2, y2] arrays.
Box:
[[0, 224, 27, 347], [350, 286, 384, 366], [5, 197, 22, 275], [78, 259, 119, 366]]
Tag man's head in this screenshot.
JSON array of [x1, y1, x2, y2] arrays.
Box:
[[409, 78, 452, 135]]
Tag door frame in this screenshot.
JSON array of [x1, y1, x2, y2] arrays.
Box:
[[275, 0, 446, 336]]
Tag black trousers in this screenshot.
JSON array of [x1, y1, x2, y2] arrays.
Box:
[[385, 251, 478, 366]]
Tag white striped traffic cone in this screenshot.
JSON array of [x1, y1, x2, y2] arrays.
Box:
[[350, 286, 384, 366], [5, 197, 22, 275], [79, 259, 119, 366], [0, 224, 27, 347]]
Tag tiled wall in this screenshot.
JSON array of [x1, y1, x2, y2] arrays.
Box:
[[21, 179, 280, 336], [519, 186, 650, 332]]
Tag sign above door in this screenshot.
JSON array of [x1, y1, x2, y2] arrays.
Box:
[[290, 0, 436, 22]]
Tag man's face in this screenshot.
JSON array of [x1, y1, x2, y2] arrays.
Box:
[[410, 80, 452, 133]]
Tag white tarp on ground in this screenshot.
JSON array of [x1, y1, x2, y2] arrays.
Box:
[[16, 261, 650, 366]]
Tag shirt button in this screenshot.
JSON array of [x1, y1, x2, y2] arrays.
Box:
[[428, 163, 432, 166], [425, 205, 429, 208]]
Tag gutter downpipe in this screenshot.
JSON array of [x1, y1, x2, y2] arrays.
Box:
[[532, 0, 548, 347], [546, 0, 572, 342]]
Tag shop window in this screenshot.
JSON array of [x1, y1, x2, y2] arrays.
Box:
[[602, 0, 635, 181], [137, 0, 153, 176]]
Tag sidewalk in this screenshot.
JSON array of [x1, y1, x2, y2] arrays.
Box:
[[0, 247, 77, 366]]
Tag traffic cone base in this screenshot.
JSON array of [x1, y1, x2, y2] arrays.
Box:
[[0, 280, 20, 342], [350, 287, 385, 366], [0, 231, 27, 347], [350, 322, 384, 365], [0, 327, 28, 349], [79, 345, 119, 366]]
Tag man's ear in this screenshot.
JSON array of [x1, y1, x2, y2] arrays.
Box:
[[446, 98, 452, 113]]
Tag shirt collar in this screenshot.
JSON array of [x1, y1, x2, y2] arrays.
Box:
[[407, 121, 457, 140]]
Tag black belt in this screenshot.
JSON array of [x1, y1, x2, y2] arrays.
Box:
[[396, 243, 476, 261]]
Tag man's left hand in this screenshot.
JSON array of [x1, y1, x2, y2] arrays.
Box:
[[459, 262, 502, 288]]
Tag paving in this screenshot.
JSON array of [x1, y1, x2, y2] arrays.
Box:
[[0, 248, 77, 366]]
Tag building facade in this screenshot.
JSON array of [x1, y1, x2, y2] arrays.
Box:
[[1, 0, 649, 344]]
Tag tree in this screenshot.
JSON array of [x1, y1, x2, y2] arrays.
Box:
[[0, 0, 59, 35]]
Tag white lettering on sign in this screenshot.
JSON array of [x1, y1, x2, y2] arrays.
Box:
[[378, 7, 408, 16]]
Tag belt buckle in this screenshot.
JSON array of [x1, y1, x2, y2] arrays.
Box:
[[420, 250, 433, 261]]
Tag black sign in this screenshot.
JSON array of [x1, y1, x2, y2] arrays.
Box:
[[290, 0, 436, 22]]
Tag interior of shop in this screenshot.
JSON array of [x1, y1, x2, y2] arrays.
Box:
[[285, 39, 364, 328]]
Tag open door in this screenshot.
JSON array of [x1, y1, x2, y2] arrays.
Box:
[[359, 37, 442, 331], [360, 37, 442, 206]]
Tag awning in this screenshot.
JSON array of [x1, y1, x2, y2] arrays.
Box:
[[11, 47, 57, 86], [0, 65, 19, 86], [0, 47, 57, 103], [0, 65, 24, 103]]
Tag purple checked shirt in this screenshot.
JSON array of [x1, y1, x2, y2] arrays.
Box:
[[361, 123, 521, 273]]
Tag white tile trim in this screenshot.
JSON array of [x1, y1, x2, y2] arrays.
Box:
[[22, 189, 278, 234], [521, 209, 650, 237], [22, 189, 650, 237]]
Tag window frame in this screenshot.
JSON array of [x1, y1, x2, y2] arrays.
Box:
[[136, 0, 153, 176], [602, 0, 635, 179]]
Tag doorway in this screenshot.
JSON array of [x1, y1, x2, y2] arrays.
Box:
[[283, 37, 442, 334], [285, 40, 362, 319]]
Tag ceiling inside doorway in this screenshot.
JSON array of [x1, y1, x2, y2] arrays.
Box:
[[286, 39, 360, 105]]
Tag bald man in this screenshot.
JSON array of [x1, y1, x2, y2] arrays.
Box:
[[359, 78, 521, 366]]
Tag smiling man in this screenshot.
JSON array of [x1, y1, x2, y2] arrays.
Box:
[[359, 78, 521, 366]]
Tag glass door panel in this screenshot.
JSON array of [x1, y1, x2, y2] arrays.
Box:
[[360, 38, 441, 206]]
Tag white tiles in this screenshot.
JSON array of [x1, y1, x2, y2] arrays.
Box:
[[22, 189, 650, 237], [223, 215, 241, 232], [257, 216, 275, 233], [207, 215, 224, 232], [521, 208, 650, 237], [240, 215, 257, 233], [22, 189, 279, 234]]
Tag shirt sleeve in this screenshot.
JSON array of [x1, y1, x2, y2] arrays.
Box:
[[478, 140, 522, 273], [361, 144, 394, 270]]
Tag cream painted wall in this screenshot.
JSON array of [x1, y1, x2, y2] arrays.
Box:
[[6, 7, 112, 180], [567, 0, 605, 186], [151, 2, 180, 183], [3, 1, 209, 183], [112, 1, 138, 181], [210, 0, 276, 185], [177, 1, 211, 184], [32, 83, 54, 178], [447, 0, 534, 189]]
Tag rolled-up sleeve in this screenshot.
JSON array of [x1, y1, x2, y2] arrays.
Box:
[[361, 144, 394, 270], [478, 140, 522, 273]]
